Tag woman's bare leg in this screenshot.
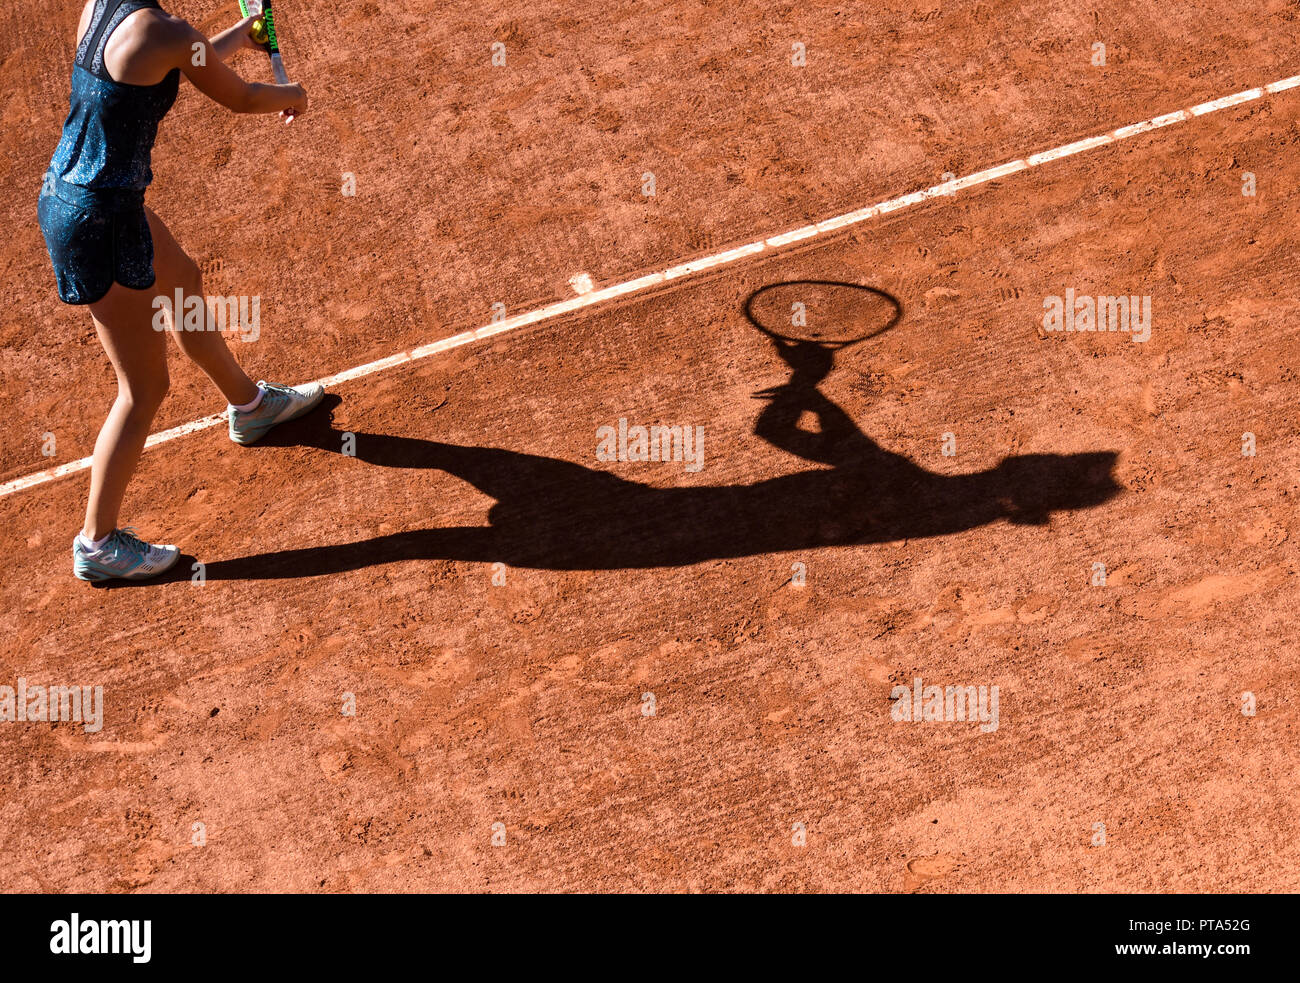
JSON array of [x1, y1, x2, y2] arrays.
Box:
[[146, 206, 259, 406], [83, 282, 171, 540]]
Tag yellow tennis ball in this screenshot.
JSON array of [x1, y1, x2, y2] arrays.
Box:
[[250, 17, 269, 45]]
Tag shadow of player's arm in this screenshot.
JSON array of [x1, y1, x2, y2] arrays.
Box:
[[754, 384, 911, 472]]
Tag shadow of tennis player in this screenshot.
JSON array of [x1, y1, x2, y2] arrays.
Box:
[[204, 285, 1119, 579]]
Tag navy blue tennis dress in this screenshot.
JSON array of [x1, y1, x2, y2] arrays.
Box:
[[38, 0, 179, 305]]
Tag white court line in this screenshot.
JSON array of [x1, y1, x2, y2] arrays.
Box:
[[3, 73, 1296, 500]]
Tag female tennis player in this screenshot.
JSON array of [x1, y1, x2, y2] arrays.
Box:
[[40, 0, 323, 582]]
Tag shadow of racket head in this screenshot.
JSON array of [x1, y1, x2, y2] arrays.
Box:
[[744, 280, 903, 349]]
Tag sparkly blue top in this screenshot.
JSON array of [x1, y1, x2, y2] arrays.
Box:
[[47, 0, 179, 193]]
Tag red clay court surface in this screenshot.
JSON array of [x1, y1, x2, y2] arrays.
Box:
[[1, 1, 1298, 891]]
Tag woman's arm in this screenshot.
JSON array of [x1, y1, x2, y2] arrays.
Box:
[[170, 20, 307, 121], [208, 15, 261, 62]]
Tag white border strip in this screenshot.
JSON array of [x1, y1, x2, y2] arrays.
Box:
[[3, 74, 1295, 500]]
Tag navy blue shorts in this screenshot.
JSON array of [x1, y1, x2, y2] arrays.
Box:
[[37, 179, 155, 306]]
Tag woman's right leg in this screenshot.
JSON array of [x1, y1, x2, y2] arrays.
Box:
[[145, 206, 260, 407], [82, 281, 170, 541]]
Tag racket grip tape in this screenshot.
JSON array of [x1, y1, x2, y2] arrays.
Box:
[[270, 52, 290, 85]]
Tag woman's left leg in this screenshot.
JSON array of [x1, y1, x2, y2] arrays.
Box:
[[82, 282, 171, 541]]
